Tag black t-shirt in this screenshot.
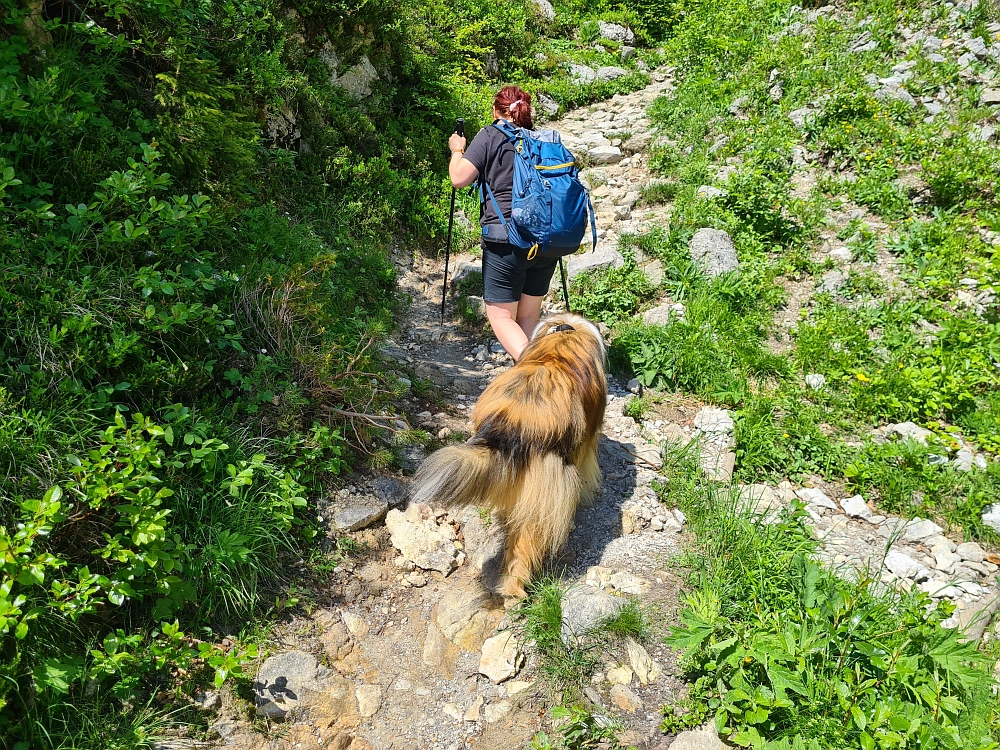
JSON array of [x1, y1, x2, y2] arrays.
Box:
[[464, 123, 515, 226]]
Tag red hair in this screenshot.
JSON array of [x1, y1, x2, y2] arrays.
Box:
[[493, 86, 534, 130]]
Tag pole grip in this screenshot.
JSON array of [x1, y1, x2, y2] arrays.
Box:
[[455, 118, 464, 137]]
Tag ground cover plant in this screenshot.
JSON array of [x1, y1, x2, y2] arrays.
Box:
[[0, 0, 667, 744], [656, 446, 1000, 749]]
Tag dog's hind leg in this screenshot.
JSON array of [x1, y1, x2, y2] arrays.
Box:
[[499, 453, 581, 599], [576, 433, 603, 508]]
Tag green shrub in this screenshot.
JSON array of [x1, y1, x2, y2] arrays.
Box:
[[568, 259, 656, 325]]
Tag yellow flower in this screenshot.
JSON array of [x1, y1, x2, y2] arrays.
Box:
[[856, 373, 870, 383], [783, 433, 790, 438]]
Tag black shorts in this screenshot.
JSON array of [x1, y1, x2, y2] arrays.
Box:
[[481, 241, 558, 304]]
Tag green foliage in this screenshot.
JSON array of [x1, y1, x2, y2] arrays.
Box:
[[531, 704, 631, 749], [657, 452, 1000, 749], [568, 258, 656, 325]]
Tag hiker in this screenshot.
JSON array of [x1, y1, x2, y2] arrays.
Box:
[[448, 86, 557, 362]]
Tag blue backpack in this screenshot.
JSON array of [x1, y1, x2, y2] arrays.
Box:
[[478, 121, 597, 260]]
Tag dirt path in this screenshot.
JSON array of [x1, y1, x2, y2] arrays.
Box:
[[200, 68, 717, 750]]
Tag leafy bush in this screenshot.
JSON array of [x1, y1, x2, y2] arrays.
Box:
[[657, 451, 1000, 749], [568, 258, 656, 325]]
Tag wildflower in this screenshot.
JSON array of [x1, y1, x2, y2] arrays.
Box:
[[856, 373, 870, 382]]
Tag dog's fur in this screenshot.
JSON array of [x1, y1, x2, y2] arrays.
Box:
[[410, 313, 607, 598]]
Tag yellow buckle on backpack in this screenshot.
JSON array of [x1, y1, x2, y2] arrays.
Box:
[[526, 244, 539, 260], [516, 140, 524, 154]]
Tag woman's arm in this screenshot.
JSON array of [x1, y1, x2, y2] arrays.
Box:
[[449, 133, 479, 188]]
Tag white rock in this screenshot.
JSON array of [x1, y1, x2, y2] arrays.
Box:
[[626, 637, 662, 684], [933, 550, 961, 573], [956, 541, 986, 563], [566, 248, 625, 279], [598, 21, 635, 45], [355, 684, 382, 718], [884, 550, 923, 579], [570, 64, 597, 84], [589, 145, 625, 164], [483, 700, 513, 723], [886, 422, 933, 444], [689, 228, 739, 277], [607, 665, 633, 684], [903, 518, 944, 542], [670, 726, 725, 750], [693, 406, 734, 434], [561, 587, 626, 642], [804, 373, 826, 389], [697, 185, 727, 199], [479, 632, 521, 683], [840, 495, 872, 519], [531, 0, 555, 21], [795, 487, 838, 510], [335, 55, 379, 99], [385, 504, 461, 575]]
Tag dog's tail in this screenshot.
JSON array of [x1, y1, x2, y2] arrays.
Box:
[[411, 444, 581, 597], [410, 443, 503, 509]]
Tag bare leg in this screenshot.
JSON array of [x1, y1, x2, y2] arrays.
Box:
[[486, 301, 529, 360], [516, 293, 545, 342]]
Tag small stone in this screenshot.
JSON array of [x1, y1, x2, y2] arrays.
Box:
[[385, 504, 461, 575], [607, 666, 633, 685], [697, 185, 727, 199], [626, 637, 662, 684], [504, 680, 535, 696], [884, 550, 923, 579], [620, 45, 636, 62], [903, 518, 944, 542], [886, 422, 933, 444], [840, 495, 873, 519], [795, 487, 837, 510], [805, 373, 826, 390], [693, 406, 734, 434], [479, 631, 521, 683], [333, 494, 389, 532], [609, 571, 649, 595], [980, 88, 1000, 106], [443, 703, 464, 721], [669, 727, 725, 750], [610, 683, 642, 713], [561, 588, 626, 642], [627, 378, 641, 394], [483, 700, 513, 723], [934, 550, 961, 573], [464, 695, 483, 722], [956, 542, 986, 563], [193, 691, 221, 711], [566, 248, 625, 280], [355, 684, 382, 718], [828, 246, 852, 263]]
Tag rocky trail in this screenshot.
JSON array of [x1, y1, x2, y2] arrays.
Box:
[[204, 49, 1000, 750]]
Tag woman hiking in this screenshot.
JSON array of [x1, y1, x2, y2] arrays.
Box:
[[447, 86, 556, 362]]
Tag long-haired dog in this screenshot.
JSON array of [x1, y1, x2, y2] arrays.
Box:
[[411, 313, 606, 599]]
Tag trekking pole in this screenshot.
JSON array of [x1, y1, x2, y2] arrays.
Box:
[[559, 257, 571, 313], [441, 118, 465, 324]]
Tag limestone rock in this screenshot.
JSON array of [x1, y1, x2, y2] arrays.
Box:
[[596, 66, 630, 82], [626, 637, 662, 684], [956, 542, 986, 564], [433, 577, 501, 651], [642, 302, 686, 326], [336, 55, 379, 99], [840, 495, 873, 519], [795, 487, 837, 510], [886, 422, 933, 444], [689, 228, 739, 277], [333, 494, 388, 532], [450, 260, 482, 286], [983, 505, 1000, 533], [589, 145, 625, 165], [570, 64, 598, 84], [693, 406, 734, 434], [805, 373, 826, 390], [253, 651, 356, 722], [670, 726, 725, 750], [355, 684, 382, 719], [483, 700, 513, 723], [561, 587, 626, 642], [566, 248, 625, 279], [884, 550, 923, 579], [980, 88, 1000, 106], [903, 518, 943, 541], [598, 21, 635, 45], [607, 665, 633, 685], [479, 631, 521, 683], [385, 503, 462, 575], [537, 93, 559, 116], [532, 0, 555, 21], [610, 683, 642, 712]]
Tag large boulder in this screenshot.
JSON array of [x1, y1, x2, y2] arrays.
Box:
[[689, 228, 739, 277], [570, 64, 598, 84], [335, 55, 378, 99], [598, 21, 635, 45], [253, 651, 357, 723], [532, 0, 555, 20]]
